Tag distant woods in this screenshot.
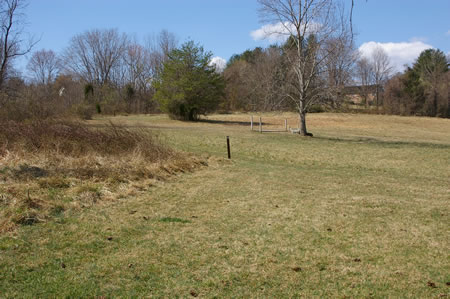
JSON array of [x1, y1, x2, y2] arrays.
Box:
[[224, 42, 449, 118], [1, 28, 180, 121], [384, 49, 449, 117], [0, 0, 448, 123]]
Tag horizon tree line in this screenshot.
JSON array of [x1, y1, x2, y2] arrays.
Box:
[[1, 0, 448, 125]]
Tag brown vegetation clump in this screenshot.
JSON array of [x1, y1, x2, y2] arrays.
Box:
[[0, 119, 170, 160], [0, 119, 203, 232]]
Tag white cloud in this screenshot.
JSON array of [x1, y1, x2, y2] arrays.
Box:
[[409, 36, 427, 43], [250, 22, 320, 43], [251, 22, 295, 43], [359, 41, 433, 72], [210, 56, 226, 73], [446, 30, 450, 36]]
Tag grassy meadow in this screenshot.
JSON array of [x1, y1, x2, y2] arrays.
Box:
[[0, 112, 449, 297]]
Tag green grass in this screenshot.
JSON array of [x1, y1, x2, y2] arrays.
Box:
[[0, 112, 449, 297]]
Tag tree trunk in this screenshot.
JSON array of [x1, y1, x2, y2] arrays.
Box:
[[376, 86, 379, 111], [433, 90, 438, 117], [298, 109, 310, 136], [375, 86, 378, 111]]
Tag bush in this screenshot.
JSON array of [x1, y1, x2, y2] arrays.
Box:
[[307, 104, 326, 113], [73, 102, 95, 120]]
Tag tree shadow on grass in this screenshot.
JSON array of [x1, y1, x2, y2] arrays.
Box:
[[89, 119, 258, 127], [313, 135, 450, 149], [197, 119, 254, 126]]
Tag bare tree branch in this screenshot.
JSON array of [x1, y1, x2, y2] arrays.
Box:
[[257, 0, 351, 135], [0, 0, 38, 89], [26, 49, 60, 85], [62, 28, 129, 86]]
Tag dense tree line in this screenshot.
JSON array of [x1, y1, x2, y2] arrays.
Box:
[[1, 0, 448, 126], [224, 46, 291, 112], [0, 0, 226, 122], [1, 18, 226, 121], [0, 26, 180, 120], [224, 36, 357, 115], [383, 49, 449, 117], [225, 43, 449, 120]]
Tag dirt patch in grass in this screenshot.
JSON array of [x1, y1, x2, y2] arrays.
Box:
[[0, 119, 204, 232]]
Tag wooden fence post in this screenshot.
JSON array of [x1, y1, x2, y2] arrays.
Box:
[[251, 116, 253, 131], [285, 119, 288, 132], [259, 117, 262, 133]]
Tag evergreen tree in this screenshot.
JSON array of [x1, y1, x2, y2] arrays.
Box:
[[409, 49, 448, 116], [154, 41, 225, 121], [384, 48, 449, 117]]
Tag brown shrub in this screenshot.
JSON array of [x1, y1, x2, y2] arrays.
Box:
[[0, 119, 171, 161]]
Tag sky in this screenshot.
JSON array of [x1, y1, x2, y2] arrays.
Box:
[[19, 0, 450, 74]]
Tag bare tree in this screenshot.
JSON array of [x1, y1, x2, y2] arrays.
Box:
[[146, 30, 178, 79], [257, 0, 351, 135], [26, 49, 60, 85], [224, 59, 252, 110], [224, 46, 289, 112], [62, 28, 129, 86], [121, 41, 154, 113], [370, 46, 392, 109], [251, 47, 287, 111], [157, 29, 177, 59], [0, 0, 37, 89], [123, 42, 152, 91], [323, 34, 357, 108], [356, 56, 373, 107]]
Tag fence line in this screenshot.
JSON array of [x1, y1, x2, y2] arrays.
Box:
[[250, 116, 289, 133]]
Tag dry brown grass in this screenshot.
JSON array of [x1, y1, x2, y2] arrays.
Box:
[[1, 113, 448, 297], [0, 119, 172, 158], [199, 112, 450, 144], [0, 119, 203, 232]]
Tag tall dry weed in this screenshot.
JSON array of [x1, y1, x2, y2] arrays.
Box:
[[0, 119, 171, 160], [0, 119, 203, 232]]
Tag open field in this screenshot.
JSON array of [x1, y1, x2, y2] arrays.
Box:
[[1, 112, 449, 297]]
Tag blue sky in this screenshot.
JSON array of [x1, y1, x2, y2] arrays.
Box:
[[22, 0, 450, 72]]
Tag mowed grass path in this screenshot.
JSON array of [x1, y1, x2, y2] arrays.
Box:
[[1, 113, 449, 297]]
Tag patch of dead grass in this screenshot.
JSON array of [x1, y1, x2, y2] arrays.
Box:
[[0, 119, 204, 232]]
